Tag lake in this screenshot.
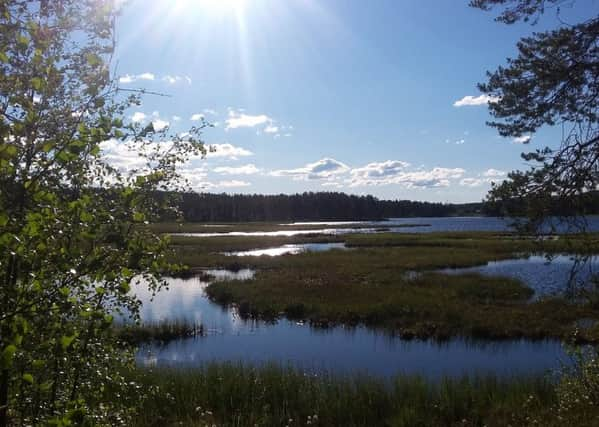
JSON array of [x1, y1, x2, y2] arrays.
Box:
[[438, 254, 599, 299], [174, 216, 599, 237], [134, 274, 570, 380], [137, 216, 599, 379]]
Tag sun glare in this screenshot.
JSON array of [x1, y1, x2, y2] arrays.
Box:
[[173, 0, 248, 14]]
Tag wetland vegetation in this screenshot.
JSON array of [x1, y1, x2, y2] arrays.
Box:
[[119, 224, 599, 425], [154, 227, 599, 341]]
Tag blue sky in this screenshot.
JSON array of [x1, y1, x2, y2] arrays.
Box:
[[108, 0, 596, 202]]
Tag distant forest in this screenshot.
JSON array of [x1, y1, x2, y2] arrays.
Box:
[[179, 192, 485, 222]]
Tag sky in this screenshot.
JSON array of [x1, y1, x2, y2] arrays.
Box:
[[107, 0, 597, 203]]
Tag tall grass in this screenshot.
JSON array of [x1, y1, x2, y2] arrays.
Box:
[[126, 363, 566, 427]]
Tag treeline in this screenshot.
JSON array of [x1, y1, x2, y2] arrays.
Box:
[[179, 192, 484, 222]]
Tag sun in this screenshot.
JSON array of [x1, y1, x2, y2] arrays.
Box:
[[173, 0, 248, 14]]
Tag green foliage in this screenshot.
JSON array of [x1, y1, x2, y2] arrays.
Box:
[[0, 1, 206, 424], [555, 347, 599, 425]]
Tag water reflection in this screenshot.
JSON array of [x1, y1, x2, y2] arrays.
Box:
[[174, 216, 599, 237], [175, 227, 382, 237], [137, 322, 567, 379], [133, 271, 254, 329], [134, 274, 569, 379], [438, 255, 599, 299], [225, 243, 348, 257]]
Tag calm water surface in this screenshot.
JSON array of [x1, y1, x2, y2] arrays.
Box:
[[225, 242, 348, 257], [438, 255, 599, 299], [174, 216, 599, 237], [134, 275, 569, 379]]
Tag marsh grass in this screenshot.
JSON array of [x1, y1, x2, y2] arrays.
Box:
[[204, 245, 599, 341], [167, 230, 599, 270], [124, 363, 572, 427], [116, 319, 205, 344], [156, 230, 599, 341]]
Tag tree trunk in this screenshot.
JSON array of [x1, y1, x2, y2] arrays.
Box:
[[0, 368, 9, 427]]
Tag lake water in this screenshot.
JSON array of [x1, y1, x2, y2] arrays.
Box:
[[438, 255, 599, 299], [134, 274, 569, 379], [225, 242, 348, 257], [173, 216, 599, 237], [176, 227, 382, 237]]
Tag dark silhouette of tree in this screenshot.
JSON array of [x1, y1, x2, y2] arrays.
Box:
[[178, 192, 488, 222], [471, 0, 599, 232]]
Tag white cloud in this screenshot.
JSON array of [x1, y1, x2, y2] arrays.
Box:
[[190, 113, 205, 121], [346, 160, 464, 189], [459, 177, 486, 187], [179, 169, 251, 191], [225, 110, 272, 130], [351, 160, 410, 180], [352, 167, 465, 188], [152, 119, 169, 131], [131, 112, 146, 123], [396, 168, 465, 188], [99, 139, 147, 173], [172, 115, 181, 122], [162, 75, 192, 85], [271, 158, 350, 180], [445, 138, 465, 145], [119, 73, 155, 84], [321, 181, 344, 188], [214, 164, 260, 175], [203, 109, 218, 116], [264, 124, 279, 134], [119, 73, 191, 85], [513, 135, 532, 144], [453, 94, 499, 107], [179, 167, 211, 190], [460, 169, 507, 187], [206, 143, 253, 159], [270, 157, 466, 189], [482, 168, 506, 177], [216, 180, 251, 188]]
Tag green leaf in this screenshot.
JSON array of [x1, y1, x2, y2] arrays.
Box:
[[22, 373, 34, 384], [1, 345, 17, 368], [60, 334, 76, 351], [32, 359, 46, 369], [31, 77, 43, 91], [79, 211, 93, 222], [133, 212, 145, 222], [0, 144, 18, 158], [16, 34, 29, 48], [85, 53, 101, 67], [119, 281, 131, 294], [0, 51, 8, 63]]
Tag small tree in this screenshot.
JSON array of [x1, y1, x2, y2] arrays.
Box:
[[471, 0, 599, 232], [0, 1, 205, 424]]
